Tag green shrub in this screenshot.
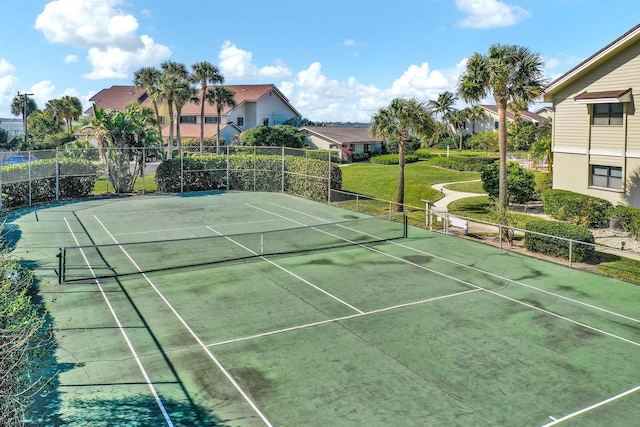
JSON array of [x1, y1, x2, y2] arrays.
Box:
[[1, 159, 97, 208], [481, 161, 535, 204], [370, 154, 419, 165], [155, 153, 341, 201], [413, 149, 436, 160], [524, 219, 595, 262], [542, 189, 613, 228], [611, 205, 640, 239], [427, 155, 497, 172], [534, 172, 552, 198]]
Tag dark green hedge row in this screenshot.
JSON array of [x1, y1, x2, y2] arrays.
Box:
[[155, 154, 342, 201], [369, 154, 419, 165], [612, 205, 640, 239], [1, 160, 98, 208], [524, 219, 595, 262], [542, 189, 613, 228], [426, 156, 497, 171]]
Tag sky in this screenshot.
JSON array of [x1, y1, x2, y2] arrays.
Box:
[[0, 0, 638, 123]]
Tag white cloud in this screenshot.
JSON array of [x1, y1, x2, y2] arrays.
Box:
[[343, 39, 359, 47], [455, 0, 531, 29], [219, 41, 292, 80], [64, 54, 78, 63], [0, 59, 19, 116], [35, 0, 170, 79], [30, 80, 56, 108]]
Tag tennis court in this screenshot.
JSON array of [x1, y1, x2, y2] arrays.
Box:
[[7, 191, 640, 426]]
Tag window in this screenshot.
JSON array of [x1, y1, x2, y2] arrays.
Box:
[[263, 117, 269, 126], [180, 116, 196, 124], [591, 165, 622, 189], [237, 117, 244, 127], [158, 116, 165, 125], [205, 116, 218, 124], [494, 121, 499, 130], [592, 103, 623, 125]]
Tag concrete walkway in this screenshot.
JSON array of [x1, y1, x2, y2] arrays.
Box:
[[431, 179, 487, 211]]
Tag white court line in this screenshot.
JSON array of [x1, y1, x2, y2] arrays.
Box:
[[542, 384, 640, 426], [208, 289, 481, 347], [111, 218, 283, 238], [254, 203, 640, 349], [266, 202, 640, 326], [94, 216, 273, 427], [63, 218, 174, 427], [205, 226, 363, 314]]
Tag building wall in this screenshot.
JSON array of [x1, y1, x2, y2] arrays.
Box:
[[255, 91, 300, 126], [549, 37, 640, 207]]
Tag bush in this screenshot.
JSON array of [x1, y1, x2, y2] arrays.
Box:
[[611, 205, 640, 239], [155, 153, 341, 201], [427, 155, 497, 172], [542, 189, 613, 228], [1, 159, 98, 208], [534, 172, 552, 198], [481, 161, 535, 204], [524, 219, 595, 262], [370, 154, 419, 165]]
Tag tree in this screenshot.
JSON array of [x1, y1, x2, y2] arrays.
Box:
[[507, 98, 527, 151], [191, 61, 224, 154], [157, 61, 189, 158], [11, 94, 38, 146], [446, 108, 469, 150], [60, 95, 83, 133], [466, 104, 485, 135], [427, 91, 458, 138], [239, 125, 305, 148], [531, 119, 553, 171], [84, 103, 161, 192], [370, 98, 434, 212], [27, 111, 64, 145], [133, 66, 164, 138], [44, 98, 66, 128], [481, 161, 535, 204], [457, 44, 546, 209], [173, 80, 198, 150], [205, 86, 236, 153]]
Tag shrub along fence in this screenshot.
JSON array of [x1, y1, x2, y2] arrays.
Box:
[[0, 146, 341, 210]]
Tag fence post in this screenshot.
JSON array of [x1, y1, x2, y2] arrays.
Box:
[[569, 240, 573, 269], [281, 146, 285, 193], [327, 150, 332, 203], [55, 148, 60, 201], [226, 145, 230, 191], [0, 158, 3, 210], [499, 224, 503, 249]]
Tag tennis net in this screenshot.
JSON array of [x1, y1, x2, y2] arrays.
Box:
[[58, 213, 407, 283]]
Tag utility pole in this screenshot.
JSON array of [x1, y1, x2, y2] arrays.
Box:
[[18, 92, 34, 146]]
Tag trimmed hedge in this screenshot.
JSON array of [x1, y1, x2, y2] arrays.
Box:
[[155, 153, 341, 201], [541, 189, 613, 228], [524, 219, 595, 262], [1, 159, 98, 208], [370, 154, 419, 165], [426, 155, 497, 171]]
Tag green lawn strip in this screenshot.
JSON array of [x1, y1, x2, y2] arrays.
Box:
[[93, 172, 157, 194], [340, 161, 480, 209], [443, 180, 484, 193]]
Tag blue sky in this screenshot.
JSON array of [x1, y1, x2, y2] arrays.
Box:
[[0, 0, 638, 122]]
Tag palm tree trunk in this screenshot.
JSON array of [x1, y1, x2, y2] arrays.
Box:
[[167, 101, 174, 159], [396, 141, 405, 212], [216, 112, 221, 154], [152, 101, 163, 143], [496, 99, 509, 209], [199, 88, 206, 154], [176, 105, 182, 153]]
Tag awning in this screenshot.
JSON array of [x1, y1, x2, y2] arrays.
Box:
[[574, 88, 632, 104]]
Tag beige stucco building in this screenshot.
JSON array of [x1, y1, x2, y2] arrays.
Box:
[[544, 24, 640, 207]]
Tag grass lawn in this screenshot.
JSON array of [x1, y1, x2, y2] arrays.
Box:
[[340, 161, 480, 209], [93, 173, 157, 194], [444, 180, 484, 193]]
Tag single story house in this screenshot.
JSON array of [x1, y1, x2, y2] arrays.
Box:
[[464, 105, 548, 135], [300, 126, 383, 160]]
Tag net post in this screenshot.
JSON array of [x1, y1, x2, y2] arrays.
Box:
[[403, 211, 408, 238], [57, 248, 63, 284]]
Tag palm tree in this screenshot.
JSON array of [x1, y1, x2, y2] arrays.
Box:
[[174, 81, 198, 150], [191, 61, 224, 154], [44, 99, 65, 128], [466, 104, 485, 135], [133, 67, 163, 138], [507, 98, 528, 150], [60, 95, 83, 133], [531, 119, 553, 172], [457, 44, 545, 209], [11, 95, 38, 145], [427, 91, 458, 138], [447, 108, 469, 150], [370, 98, 434, 212], [205, 86, 236, 153], [157, 61, 189, 158]]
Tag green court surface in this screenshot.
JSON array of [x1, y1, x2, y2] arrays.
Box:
[[5, 191, 640, 426]]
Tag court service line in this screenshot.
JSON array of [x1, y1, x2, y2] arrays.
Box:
[[208, 289, 481, 347], [112, 219, 283, 238], [63, 218, 175, 427], [255, 203, 640, 349], [205, 226, 364, 314], [266, 202, 640, 326], [93, 216, 273, 427], [542, 384, 640, 426]]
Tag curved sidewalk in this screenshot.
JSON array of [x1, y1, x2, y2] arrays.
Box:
[[431, 179, 486, 211]]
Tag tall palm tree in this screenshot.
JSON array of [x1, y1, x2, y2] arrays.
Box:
[[191, 61, 224, 153], [133, 66, 163, 138], [457, 44, 545, 209], [174, 81, 198, 150], [60, 95, 83, 133], [447, 108, 469, 150], [158, 61, 189, 158], [507, 98, 528, 150], [44, 98, 65, 128], [427, 91, 458, 137], [11, 95, 38, 145], [370, 98, 434, 212], [206, 86, 236, 154]]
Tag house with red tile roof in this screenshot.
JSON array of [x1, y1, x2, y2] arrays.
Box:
[[86, 84, 301, 148], [543, 23, 640, 207]]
